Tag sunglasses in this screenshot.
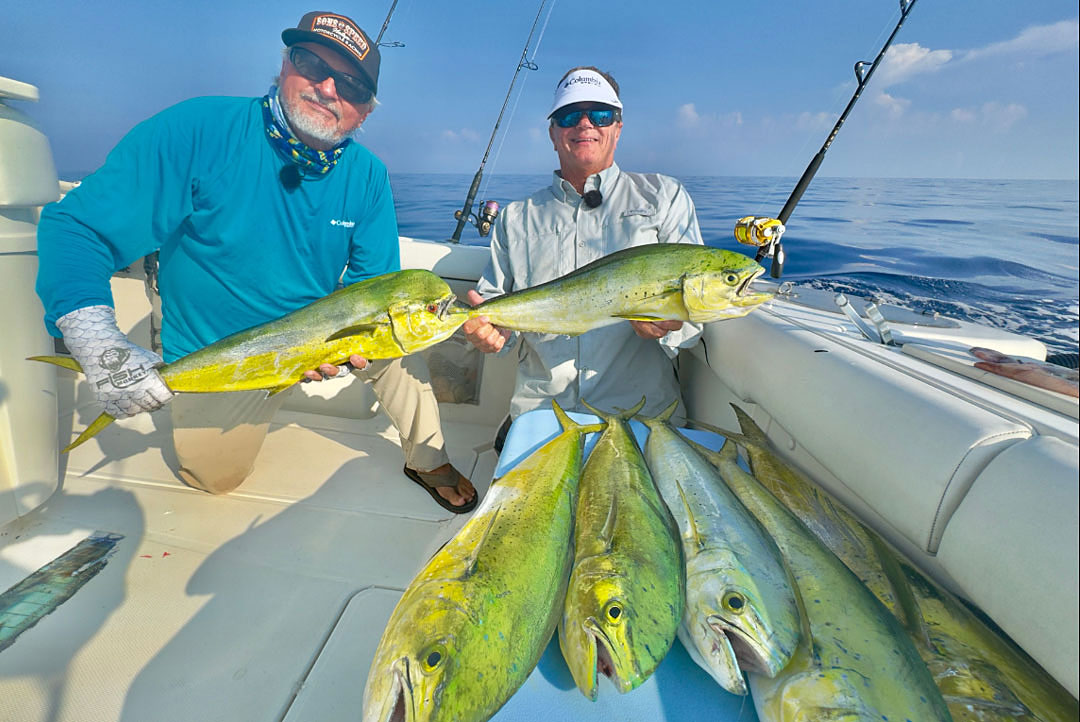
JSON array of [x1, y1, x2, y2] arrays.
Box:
[[552, 107, 621, 128], [288, 46, 373, 105]]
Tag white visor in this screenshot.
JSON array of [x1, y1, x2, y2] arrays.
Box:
[[548, 69, 622, 118]]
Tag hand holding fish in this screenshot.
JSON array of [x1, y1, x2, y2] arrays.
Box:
[[630, 319, 684, 339], [303, 353, 370, 381], [463, 289, 512, 353]]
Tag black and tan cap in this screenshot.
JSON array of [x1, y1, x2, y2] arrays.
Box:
[[282, 11, 380, 95]]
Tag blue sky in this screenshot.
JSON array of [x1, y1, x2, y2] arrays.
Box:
[[3, 1, 1078, 180]]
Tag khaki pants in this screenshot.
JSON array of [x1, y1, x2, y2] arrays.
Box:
[[172, 355, 450, 495]]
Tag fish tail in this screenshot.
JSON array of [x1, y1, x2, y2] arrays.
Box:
[[684, 417, 749, 447], [61, 413, 116, 453], [581, 396, 646, 421], [636, 398, 679, 427], [730, 403, 770, 446], [552, 400, 606, 435], [27, 355, 84, 374]]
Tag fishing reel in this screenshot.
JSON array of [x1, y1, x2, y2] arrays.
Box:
[[735, 216, 787, 279], [454, 200, 501, 237]]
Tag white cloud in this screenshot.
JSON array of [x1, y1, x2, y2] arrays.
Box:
[[675, 103, 741, 131], [874, 92, 911, 116], [948, 102, 1028, 130], [795, 111, 833, 131], [440, 128, 481, 143], [875, 42, 953, 87], [963, 19, 1079, 62]]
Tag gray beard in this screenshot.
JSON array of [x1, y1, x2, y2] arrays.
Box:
[[280, 91, 351, 147]]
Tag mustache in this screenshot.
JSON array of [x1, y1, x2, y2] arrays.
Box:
[[298, 91, 342, 121]]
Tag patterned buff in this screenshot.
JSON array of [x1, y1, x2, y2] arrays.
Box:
[[262, 85, 348, 175]]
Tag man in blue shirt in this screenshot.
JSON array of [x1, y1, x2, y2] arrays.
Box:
[[35, 11, 477, 512]]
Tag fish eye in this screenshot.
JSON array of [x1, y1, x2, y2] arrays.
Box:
[[603, 601, 624, 623], [419, 643, 447, 672], [426, 303, 438, 313], [723, 272, 740, 286], [722, 591, 746, 613]]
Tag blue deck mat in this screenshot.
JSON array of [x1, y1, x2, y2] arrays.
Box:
[[491, 408, 759, 722]]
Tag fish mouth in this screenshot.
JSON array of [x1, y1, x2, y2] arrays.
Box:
[[734, 267, 774, 307], [373, 662, 409, 722], [585, 620, 634, 694], [708, 615, 782, 678]]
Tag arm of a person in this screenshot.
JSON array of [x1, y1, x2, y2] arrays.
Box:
[[631, 180, 706, 352], [36, 109, 197, 335], [463, 213, 515, 354]]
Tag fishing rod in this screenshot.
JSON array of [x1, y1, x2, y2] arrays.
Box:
[[375, 0, 404, 48], [448, 0, 551, 243], [737, 0, 920, 278]]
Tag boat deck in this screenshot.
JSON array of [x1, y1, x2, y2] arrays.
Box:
[[0, 377, 756, 722]]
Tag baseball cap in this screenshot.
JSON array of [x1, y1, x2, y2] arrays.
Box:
[[548, 69, 622, 118], [282, 11, 380, 94]]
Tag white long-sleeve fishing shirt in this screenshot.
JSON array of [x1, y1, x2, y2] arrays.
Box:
[[475, 163, 705, 421]]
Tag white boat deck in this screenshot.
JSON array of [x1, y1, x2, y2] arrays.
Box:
[[1, 373, 757, 722]]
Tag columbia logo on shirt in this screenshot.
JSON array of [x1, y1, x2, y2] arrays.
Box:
[[330, 219, 356, 228]]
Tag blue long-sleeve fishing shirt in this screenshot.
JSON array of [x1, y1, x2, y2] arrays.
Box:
[[36, 96, 399, 362]]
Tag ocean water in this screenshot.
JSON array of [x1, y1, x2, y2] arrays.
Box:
[[391, 173, 1080, 357]]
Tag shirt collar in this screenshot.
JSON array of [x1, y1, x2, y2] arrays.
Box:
[[550, 162, 621, 203]]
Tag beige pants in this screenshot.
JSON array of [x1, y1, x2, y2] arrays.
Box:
[[171, 355, 450, 494]]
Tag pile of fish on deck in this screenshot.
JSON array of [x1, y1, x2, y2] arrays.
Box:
[[362, 400, 1078, 722], [29, 241, 1077, 720]]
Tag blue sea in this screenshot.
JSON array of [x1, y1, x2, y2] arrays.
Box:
[[390, 174, 1080, 357]]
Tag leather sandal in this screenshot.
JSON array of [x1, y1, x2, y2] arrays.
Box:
[[403, 465, 479, 514]]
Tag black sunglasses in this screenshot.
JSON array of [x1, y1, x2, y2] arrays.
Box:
[[552, 107, 621, 128], [288, 46, 373, 105]]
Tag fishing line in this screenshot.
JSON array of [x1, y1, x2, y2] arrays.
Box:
[[742, 0, 920, 278], [449, 0, 554, 243], [480, 0, 558, 202]]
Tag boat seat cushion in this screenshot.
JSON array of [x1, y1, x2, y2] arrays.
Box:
[[699, 311, 1031, 554], [936, 435, 1080, 698]]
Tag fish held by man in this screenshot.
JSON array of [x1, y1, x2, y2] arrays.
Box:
[[362, 401, 604, 722], [638, 400, 799, 695], [30, 269, 469, 452], [470, 244, 772, 335], [559, 398, 685, 700], [698, 434, 952, 721]]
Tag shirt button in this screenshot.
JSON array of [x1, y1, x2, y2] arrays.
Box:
[[578, 242, 584, 247]]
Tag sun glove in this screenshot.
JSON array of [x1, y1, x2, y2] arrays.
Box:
[[56, 305, 174, 418]]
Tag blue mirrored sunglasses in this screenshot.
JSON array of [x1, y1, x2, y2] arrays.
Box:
[[552, 107, 621, 128], [288, 46, 373, 105]]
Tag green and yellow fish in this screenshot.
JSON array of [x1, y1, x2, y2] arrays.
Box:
[[639, 400, 799, 695], [721, 404, 1078, 722], [559, 398, 685, 699], [704, 436, 952, 721], [362, 402, 604, 722], [472, 244, 771, 335], [31, 268, 469, 451]]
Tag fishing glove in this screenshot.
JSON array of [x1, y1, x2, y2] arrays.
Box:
[[56, 305, 174, 418]]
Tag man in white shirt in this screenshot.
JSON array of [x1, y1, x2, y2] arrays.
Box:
[[463, 66, 705, 440]]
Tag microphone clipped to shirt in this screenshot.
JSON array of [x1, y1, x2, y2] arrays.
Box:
[[279, 165, 302, 191], [583, 189, 603, 209]]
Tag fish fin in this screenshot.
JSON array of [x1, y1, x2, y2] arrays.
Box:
[[461, 506, 501, 579], [62, 413, 116, 453], [266, 384, 295, 397], [552, 400, 606, 436], [28, 355, 84, 374], [636, 398, 679, 425], [324, 323, 382, 343], [674, 479, 706, 551], [730, 404, 770, 446], [611, 313, 666, 322], [598, 497, 619, 553], [581, 396, 646, 421]]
